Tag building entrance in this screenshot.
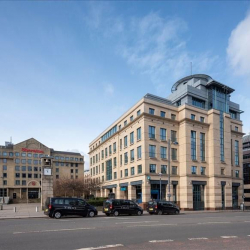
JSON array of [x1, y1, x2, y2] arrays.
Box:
[[232, 186, 238, 209], [28, 189, 39, 199], [151, 184, 166, 201], [221, 185, 225, 210], [193, 185, 204, 210]]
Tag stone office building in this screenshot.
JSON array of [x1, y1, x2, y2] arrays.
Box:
[[89, 74, 244, 210], [0, 138, 84, 202], [243, 135, 250, 207]]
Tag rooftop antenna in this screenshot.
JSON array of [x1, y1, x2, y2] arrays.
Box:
[[190, 62, 192, 76]]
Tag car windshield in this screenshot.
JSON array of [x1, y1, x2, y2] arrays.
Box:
[[104, 200, 111, 207], [148, 201, 156, 205]]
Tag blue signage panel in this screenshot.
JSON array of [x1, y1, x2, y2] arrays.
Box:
[[120, 187, 127, 191]]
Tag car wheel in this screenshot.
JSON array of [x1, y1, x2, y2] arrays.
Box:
[[114, 210, 119, 217], [54, 211, 62, 219], [149, 212, 154, 215], [137, 210, 142, 216], [88, 211, 95, 218], [106, 213, 110, 216], [157, 210, 163, 215], [175, 210, 180, 215]]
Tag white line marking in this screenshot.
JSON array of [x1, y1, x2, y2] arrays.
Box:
[[128, 224, 177, 227], [244, 221, 250, 223], [149, 240, 173, 243], [221, 236, 238, 239], [198, 222, 230, 225], [13, 228, 95, 234], [76, 244, 124, 250], [188, 238, 208, 240], [116, 221, 159, 224]]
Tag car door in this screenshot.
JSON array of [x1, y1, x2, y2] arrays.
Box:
[[64, 198, 77, 215], [75, 199, 88, 216], [121, 200, 130, 214], [129, 201, 137, 214], [165, 202, 174, 214]]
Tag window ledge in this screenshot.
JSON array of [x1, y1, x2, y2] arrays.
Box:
[[160, 139, 167, 142], [235, 165, 240, 167], [192, 159, 198, 162], [137, 139, 141, 142], [124, 146, 128, 149], [172, 159, 178, 162], [149, 137, 156, 140], [221, 161, 226, 164], [130, 143, 134, 146], [201, 161, 206, 163], [149, 157, 156, 159], [130, 160, 134, 163], [137, 158, 142, 160], [161, 158, 167, 161]]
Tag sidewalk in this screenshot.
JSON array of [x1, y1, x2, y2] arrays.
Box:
[[0, 203, 249, 220]]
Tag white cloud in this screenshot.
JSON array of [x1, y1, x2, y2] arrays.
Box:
[[104, 83, 114, 95], [227, 12, 250, 77]]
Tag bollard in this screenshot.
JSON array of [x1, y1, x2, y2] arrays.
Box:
[[36, 206, 38, 212], [0, 205, 3, 210], [13, 207, 16, 213]]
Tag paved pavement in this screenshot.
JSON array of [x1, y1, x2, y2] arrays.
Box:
[[1, 211, 250, 250]]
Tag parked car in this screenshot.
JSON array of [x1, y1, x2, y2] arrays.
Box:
[[147, 200, 180, 215], [103, 199, 143, 216], [44, 197, 98, 219]]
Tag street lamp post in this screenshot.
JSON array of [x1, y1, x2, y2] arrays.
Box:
[[159, 172, 162, 201], [168, 139, 171, 201], [0, 175, 4, 204]]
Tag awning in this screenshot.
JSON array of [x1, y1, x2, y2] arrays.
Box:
[[119, 182, 128, 187], [171, 181, 178, 185], [151, 180, 168, 185], [130, 180, 143, 186], [232, 182, 240, 187], [192, 181, 207, 185], [102, 184, 117, 189]]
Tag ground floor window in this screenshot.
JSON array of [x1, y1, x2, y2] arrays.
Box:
[[151, 184, 166, 200], [0, 188, 7, 197], [193, 185, 204, 210]]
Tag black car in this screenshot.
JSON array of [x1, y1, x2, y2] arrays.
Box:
[[147, 201, 180, 215], [103, 199, 143, 216], [44, 197, 98, 219]]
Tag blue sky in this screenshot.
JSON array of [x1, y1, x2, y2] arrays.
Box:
[[1, 1, 250, 168]]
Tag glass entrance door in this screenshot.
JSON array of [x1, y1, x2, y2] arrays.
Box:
[[193, 185, 205, 210], [221, 185, 225, 210], [232, 186, 238, 209]]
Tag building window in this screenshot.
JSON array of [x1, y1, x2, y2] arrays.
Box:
[[192, 97, 205, 108], [150, 164, 156, 173], [200, 117, 205, 123], [15, 166, 20, 171], [137, 127, 141, 141], [176, 100, 181, 106], [3, 165, 7, 171], [171, 148, 177, 160], [131, 167, 135, 176], [235, 126, 238, 132], [130, 116, 134, 122], [124, 152, 128, 164], [137, 110, 141, 116], [22, 180, 26, 186], [15, 159, 20, 164], [124, 136, 128, 147], [160, 128, 166, 141], [221, 168, 225, 175], [124, 120, 127, 126], [34, 167, 38, 171], [109, 145, 112, 155], [102, 163, 104, 172], [130, 149, 134, 162], [56, 175, 59, 179], [120, 139, 122, 150], [28, 159, 32, 164], [149, 108, 155, 115], [34, 154, 38, 158], [34, 160, 38, 165], [149, 145, 156, 158], [101, 150, 104, 159], [171, 130, 177, 142], [28, 173, 32, 178], [161, 165, 167, 174], [137, 146, 142, 159], [235, 140, 239, 165], [21, 159, 26, 164], [15, 180, 20, 185], [101, 125, 117, 142], [3, 180, 7, 185], [28, 166, 32, 171], [120, 170, 123, 178], [56, 168, 59, 173], [106, 159, 112, 181], [160, 111, 166, 118], [119, 125, 121, 130], [171, 114, 176, 120], [125, 169, 128, 177], [3, 173, 7, 178], [160, 146, 167, 159], [230, 110, 237, 119], [200, 133, 205, 161], [201, 167, 206, 175], [114, 172, 117, 179], [15, 152, 19, 157], [138, 165, 142, 174], [191, 166, 197, 174], [22, 166, 26, 171], [114, 157, 117, 167], [120, 155, 122, 166], [235, 170, 239, 178], [113, 142, 116, 153], [15, 173, 20, 178], [191, 131, 196, 160], [191, 114, 196, 120], [220, 111, 225, 162], [149, 126, 155, 139], [21, 153, 26, 157], [130, 132, 134, 144], [172, 166, 177, 175], [105, 148, 108, 158]]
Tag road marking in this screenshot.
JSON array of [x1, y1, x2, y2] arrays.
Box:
[[76, 244, 124, 250], [221, 236, 238, 239], [149, 240, 173, 243], [116, 221, 159, 224], [198, 222, 230, 225], [13, 228, 95, 234], [244, 221, 250, 223], [128, 224, 177, 227], [188, 238, 208, 240]]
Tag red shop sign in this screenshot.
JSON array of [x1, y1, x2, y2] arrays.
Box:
[[22, 148, 44, 153]]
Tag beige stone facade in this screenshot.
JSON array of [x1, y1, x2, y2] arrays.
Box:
[[89, 77, 244, 210], [0, 138, 84, 202]]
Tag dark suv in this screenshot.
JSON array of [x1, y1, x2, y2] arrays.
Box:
[[44, 197, 98, 219], [147, 201, 180, 215], [103, 199, 143, 216]]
